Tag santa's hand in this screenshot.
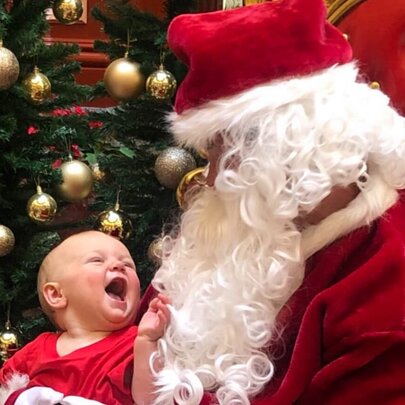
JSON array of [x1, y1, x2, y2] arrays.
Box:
[[138, 294, 171, 341]]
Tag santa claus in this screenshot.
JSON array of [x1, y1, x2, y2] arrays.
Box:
[[149, 0, 405, 404]]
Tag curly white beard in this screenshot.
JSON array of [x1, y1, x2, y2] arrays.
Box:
[[152, 186, 305, 405], [151, 63, 405, 405]]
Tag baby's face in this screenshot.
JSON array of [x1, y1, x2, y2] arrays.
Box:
[[54, 231, 140, 331]]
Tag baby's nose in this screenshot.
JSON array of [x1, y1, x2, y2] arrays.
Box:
[[110, 260, 125, 272]]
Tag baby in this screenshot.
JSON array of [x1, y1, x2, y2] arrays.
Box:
[[0, 230, 169, 405]]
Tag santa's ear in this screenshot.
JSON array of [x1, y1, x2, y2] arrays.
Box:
[[42, 282, 67, 309]]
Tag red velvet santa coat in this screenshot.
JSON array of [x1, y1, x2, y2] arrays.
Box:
[[140, 193, 405, 404], [250, 194, 405, 404]]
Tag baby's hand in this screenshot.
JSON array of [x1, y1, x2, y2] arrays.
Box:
[[137, 294, 171, 341]]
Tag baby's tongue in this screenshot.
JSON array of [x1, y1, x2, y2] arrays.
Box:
[[107, 291, 122, 301]]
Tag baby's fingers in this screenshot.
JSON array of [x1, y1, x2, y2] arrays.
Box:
[[157, 293, 171, 305]]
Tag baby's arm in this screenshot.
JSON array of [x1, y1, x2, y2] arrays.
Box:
[[132, 294, 170, 405]]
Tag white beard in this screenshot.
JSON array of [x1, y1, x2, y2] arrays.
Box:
[[152, 186, 305, 405]]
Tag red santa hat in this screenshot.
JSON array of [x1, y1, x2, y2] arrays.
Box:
[[167, 0, 353, 149]]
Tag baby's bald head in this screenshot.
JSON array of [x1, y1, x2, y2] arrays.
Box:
[[37, 231, 111, 327]]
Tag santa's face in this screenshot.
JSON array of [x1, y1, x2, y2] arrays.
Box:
[[338, 0, 405, 115]]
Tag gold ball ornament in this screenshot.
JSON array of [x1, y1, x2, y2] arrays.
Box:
[[104, 57, 145, 101], [146, 65, 177, 100], [155, 147, 197, 189], [26, 185, 57, 224], [147, 238, 163, 266], [0, 41, 20, 91], [23, 67, 51, 104], [0, 225, 15, 257], [0, 321, 20, 361], [94, 203, 133, 240], [369, 81, 381, 90], [176, 167, 207, 210], [52, 0, 83, 25], [58, 158, 94, 202]]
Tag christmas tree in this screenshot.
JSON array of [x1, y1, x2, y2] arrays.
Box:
[[0, 0, 96, 353], [0, 0, 202, 359], [89, 0, 200, 290]]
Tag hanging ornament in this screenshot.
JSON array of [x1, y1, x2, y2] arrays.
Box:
[[147, 237, 163, 266], [154, 147, 197, 189], [176, 167, 207, 210], [0, 40, 20, 91], [5, 1, 13, 13], [0, 225, 15, 257], [91, 163, 106, 182], [22, 67, 51, 104], [369, 81, 381, 90], [0, 320, 20, 361], [94, 201, 133, 241], [103, 53, 145, 101], [146, 65, 177, 100], [52, 0, 83, 25], [26, 185, 57, 224], [57, 156, 94, 202]]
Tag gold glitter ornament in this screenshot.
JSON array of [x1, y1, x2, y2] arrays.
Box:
[[176, 167, 206, 210], [52, 0, 83, 25], [104, 56, 145, 101], [94, 202, 133, 240], [0, 321, 20, 361], [146, 65, 177, 100], [155, 147, 197, 189], [91, 163, 106, 182], [23, 67, 51, 104], [147, 238, 163, 266], [0, 225, 15, 257], [58, 157, 94, 202], [26, 185, 57, 224], [0, 40, 19, 91]]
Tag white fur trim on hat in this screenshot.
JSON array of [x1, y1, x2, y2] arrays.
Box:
[[168, 63, 359, 150]]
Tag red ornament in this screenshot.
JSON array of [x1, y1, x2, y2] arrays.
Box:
[[71, 144, 81, 158], [52, 159, 62, 169], [73, 106, 86, 115], [5, 0, 13, 12], [88, 121, 103, 129], [52, 108, 70, 117], [27, 125, 39, 136]]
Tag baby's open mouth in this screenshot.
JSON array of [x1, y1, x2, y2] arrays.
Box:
[[105, 277, 127, 301]]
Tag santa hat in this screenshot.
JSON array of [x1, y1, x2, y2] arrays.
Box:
[[167, 0, 353, 149]]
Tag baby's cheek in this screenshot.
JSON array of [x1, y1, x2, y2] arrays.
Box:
[[85, 271, 104, 286]]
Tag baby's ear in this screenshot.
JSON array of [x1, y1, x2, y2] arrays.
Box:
[[42, 282, 67, 309]]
